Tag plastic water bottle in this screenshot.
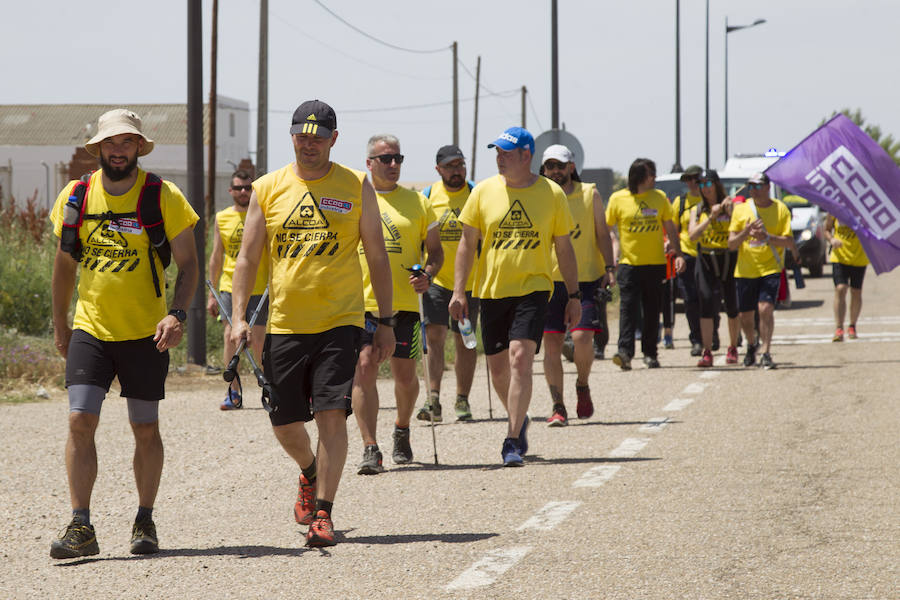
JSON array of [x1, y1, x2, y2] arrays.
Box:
[[459, 317, 477, 349]]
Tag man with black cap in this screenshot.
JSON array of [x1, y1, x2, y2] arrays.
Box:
[[672, 165, 705, 354], [450, 126, 580, 467], [230, 99, 395, 547], [49, 108, 200, 558], [539, 144, 616, 426], [417, 144, 479, 423]]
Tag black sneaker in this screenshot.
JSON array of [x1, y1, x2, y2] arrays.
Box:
[[50, 518, 99, 559], [612, 351, 632, 371], [391, 426, 413, 464], [743, 343, 757, 367], [357, 444, 385, 475], [690, 342, 703, 357], [758, 353, 777, 370], [643, 356, 660, 369], [130, 518, 159, 555]]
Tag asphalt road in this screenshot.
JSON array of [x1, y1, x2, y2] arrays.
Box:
[[1, 265, 898, 599]]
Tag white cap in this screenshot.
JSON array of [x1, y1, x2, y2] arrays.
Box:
[[542, 144, 574, 164]]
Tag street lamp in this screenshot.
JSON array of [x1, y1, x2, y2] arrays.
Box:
[[725, 17, 766, 162]]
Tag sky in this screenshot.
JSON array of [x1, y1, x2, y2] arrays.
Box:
[[3, 0, 899, 186]]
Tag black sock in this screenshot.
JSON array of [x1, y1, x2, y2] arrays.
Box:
[[72, 508, 90, 525], [301, 458, 317, 483], [315, 500, 333, 517], [136, 506, 153, 523]]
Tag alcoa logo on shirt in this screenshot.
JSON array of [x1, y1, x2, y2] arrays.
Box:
[[499, 132, 519, 144]]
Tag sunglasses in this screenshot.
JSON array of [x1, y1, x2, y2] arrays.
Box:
[[231, 184, 252, 191], [543, 160, 568, 170], [748, 183, 766, 189], [369, 153, 404, 165], [699, 181, 714, 188]]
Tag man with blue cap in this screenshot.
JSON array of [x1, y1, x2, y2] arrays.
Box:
[[450, 127, 580, 467]]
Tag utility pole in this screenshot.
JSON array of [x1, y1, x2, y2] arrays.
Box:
[[452, 41, 459, 146], [672, 0, 683, 172], [704, 0, 710, 169], [471, 56, 481, 180], [206, 0, 218, 227], [256, 0, 268, 175], [551, 0, 559, 130], [187, 0, 206, 365]]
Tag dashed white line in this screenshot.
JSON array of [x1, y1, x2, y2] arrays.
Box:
[[445, 546, 533, 591], [639, 417, 670, 432], [681, 382, 708, 395], [516, 501, 582, 531], [699, 370, 721, 379], [573, 465, 621, 488], [663, 397, 695, 411], [609, 437, 650, 458]]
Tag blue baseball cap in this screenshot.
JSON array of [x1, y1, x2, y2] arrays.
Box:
[[487, 126, 535, 154]]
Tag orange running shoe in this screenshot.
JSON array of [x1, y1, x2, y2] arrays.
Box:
[[293, 474, 316, 526], [847, 325, 857, 339], [832, 328, 844, 342], [306, 510, 336, 547]]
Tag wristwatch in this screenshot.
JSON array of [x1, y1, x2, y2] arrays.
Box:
[[377, 316, 397, 328], [568, 290, 583, 301], [168, 309, 187, 323], [605, 265, 616, 272]]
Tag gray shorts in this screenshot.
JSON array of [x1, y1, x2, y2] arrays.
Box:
[[422, 283, 480, 334], [219, 291, 269, 326]]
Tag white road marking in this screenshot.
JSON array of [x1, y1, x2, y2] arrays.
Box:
[[573, 465, 621, 488], [445, 546, 533, 591], [664, 397, 695, 411], [681, 382, 708, 395], [699, 370, 722, 379], [772, 332, 900, 345], [777, 315, 900, 326], [516, 501, 582, 531], [639, 417, 670, 432], [609, 437, 650, 458]]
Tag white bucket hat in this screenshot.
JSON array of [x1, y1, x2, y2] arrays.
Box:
[[84, 108, 155, 157]]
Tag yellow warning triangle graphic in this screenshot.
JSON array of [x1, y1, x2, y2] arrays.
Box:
[[86, 220, 128, 247], [283, 192, 329, 230], [381, 214, 400, 241], [438, 207, 461, 231], [499, 199, 533, 229]]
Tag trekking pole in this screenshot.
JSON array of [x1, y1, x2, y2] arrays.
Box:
[[406, 264, 438, 465], [485, 356, 494, 420]]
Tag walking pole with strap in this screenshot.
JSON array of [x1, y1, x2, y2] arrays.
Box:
[[205, 280, 277, 413], [407, 264, 438, 465]]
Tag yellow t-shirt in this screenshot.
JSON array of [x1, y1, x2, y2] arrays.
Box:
[[358, 186, 437, 313], [694, 206, 733, 251], [254, 162, 366, 334], [829, 219, 869, 267], [50, 169, 198, 342], [459, 174, 573, 299], [729, 199, 792, 278], [551, 181, 604, 282], [673, 193, 702, 257], [215, 206, 268, 295], [605, 188, 674, 266], [427, 181, 476, 291]]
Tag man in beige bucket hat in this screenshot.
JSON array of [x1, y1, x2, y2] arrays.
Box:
[[48, 108, 199, 558]]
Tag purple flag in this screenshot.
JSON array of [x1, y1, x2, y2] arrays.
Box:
[[766, 113, 900, 274]]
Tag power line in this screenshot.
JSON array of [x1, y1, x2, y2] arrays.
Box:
[[526, 92, 545, 132], [313, 0, 449, 54], [260, 89, 519, 116]]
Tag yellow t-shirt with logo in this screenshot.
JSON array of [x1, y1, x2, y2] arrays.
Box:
[[729, 199, 792, 278], [459, 174, 573, 299], [605, 188, 674, 266], [50, 169, 198, 342], [673, 193, 702, 257], [694, 206, 733, 251], [551, 181, 604, 282], [427, 181, 476, 291], [358, 186, 437, 313], [254, 162, 366, 334], [215, 206, 268, 295], [829, 219, 869, 267]]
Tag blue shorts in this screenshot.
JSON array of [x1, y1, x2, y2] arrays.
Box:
[[736, 273, 781, 312], [543, 280, 601, 333]]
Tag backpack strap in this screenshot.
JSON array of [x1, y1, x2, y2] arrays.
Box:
[[136, 173, 169, 297], [423, 185, 432, 199], [60, 173, 93, 261]]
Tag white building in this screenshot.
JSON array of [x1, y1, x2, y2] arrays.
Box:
[[0, 96, 251, 212]]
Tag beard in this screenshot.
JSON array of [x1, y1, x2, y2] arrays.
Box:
[[100, 153, 139, 182], [442, 173, 465, 189], [547, 172, 570, 187]]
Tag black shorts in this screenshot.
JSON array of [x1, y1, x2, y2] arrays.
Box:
[[219, 291, 269, 326], [65, 329, 168, 401], [544, 280, 601, 333], [263, 326, 362, 426], [735, 274, 781, 312], [422, 283, 481, 334], [361, 311, 421, 359], [832, 263, 866, 289], [480, 291, 550, 355]]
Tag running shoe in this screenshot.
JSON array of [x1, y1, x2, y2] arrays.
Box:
[[833, 328, 844, 342], [547, 404, 568, 427], [454, 397, 472, 421], [663, 335, 675, 349], [294, 474, 316, 525], [416, 399, 442, 422], [129, 518, 159, 555], [561, 336, 575, 362], [612, 351, 632, 371], [697, 349, 713, 368], [357, 445, 385, 475], [306, 510, 336, 547], [690, 342, 703, 357], [518, 414, 530, 456], [575, 385, 594, 419], [643, 356, 660, 369], [847, 325, 858, 339], [50, 518, 99, 559], [758, 353, 777, 370], [743, 343, 757, 367], [725, 346, 738, 364], [391, 426, 413, 464], [220, 389, 242, 411], [501, 438, 523, 467]]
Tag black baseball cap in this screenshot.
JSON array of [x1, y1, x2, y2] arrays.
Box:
[[436, 144, 465, 166], [290, 100, 336, 138]]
